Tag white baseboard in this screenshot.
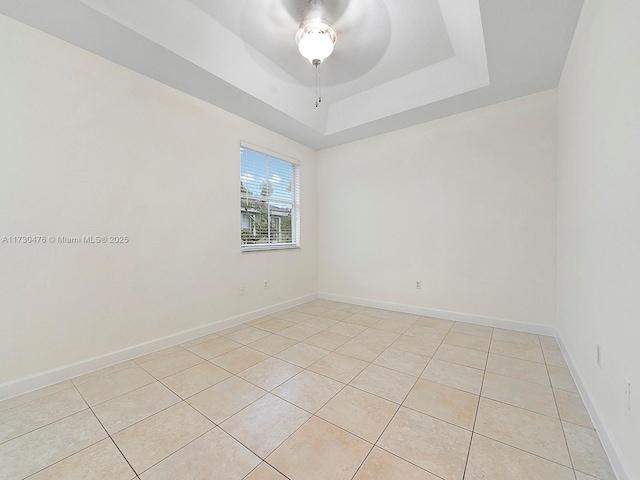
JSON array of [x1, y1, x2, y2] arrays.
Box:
[[556, 336, 631, 480], [318, 292, 557, 336], [0, 293, 317, 402]]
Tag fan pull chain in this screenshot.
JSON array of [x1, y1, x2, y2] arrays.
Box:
[[313, 59, 320, 107], [318, 62, 322, 104]]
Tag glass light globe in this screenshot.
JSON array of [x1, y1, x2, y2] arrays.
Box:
[[297, 28, 335, 64]]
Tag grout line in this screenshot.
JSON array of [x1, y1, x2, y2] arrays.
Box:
[[72, 383, 139, 477], [461, 329, 492, 479]]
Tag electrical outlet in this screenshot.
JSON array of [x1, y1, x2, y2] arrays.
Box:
[[264, 280, 269, 290], [415, 280, 421, 289], [624, 377, 631, 411], [596, 344, 602, 368], [240, 285, 245, 296]]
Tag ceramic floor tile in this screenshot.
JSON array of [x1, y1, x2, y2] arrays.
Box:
[[443, 332, 491, 352], [563, 421, 616, 480], [278, 324, 322, 341], [275, 343, 329, 368], [326, 321, 368, 338], [404, 324, 448, 343], [554, 388, 593, 428], [350, 364, 417, 404], [465, 433, 575, 480], [391, 335, 440, 357], [486, 353, 550, 386], [318, 309, 353, 321], [492, 329, 540, 346], [489, 339, 545, 363], [267, 416, 372, 480], [75, 367, 156, 406], [482, 372, 558, 417], [298, 305, 332, 316], [355, 328, 400, 347], [72, 361, 137, 386], [160, 362, 231, 399], [273, 370, 344, 413], [547, 365, 579, 392], [353, 447, 440, 480], [335, 338, 387, 362], [275, 311, 317, 324], [433, 344, 488, 370], [0, 381, 74, 413], [414, 316, 454, 331], [244, 462, 289, 480], [224, 327, 271, 345], [404, 379, 479, 430], [474, 397, 571, 466], [385, 312, 420, 323], [29, 438, 135, 480], [92, 382, 180, 435], [0, 410, 107, 479], [344, 313, 381, 327], [543, 348, 568, 368], [188, 376, 266, 424], [6, 306, 619, 480], [253, 318, 295, 333], [300, 316, 339, 330], [112, 402, 213, 474], [247, 334, 298, 355], [317, 385, 398, 443], [370, 318, 414, 335], [210, 346, 269, 374], [574, 472, 601, 480], [360, 307, 392, 319], [139, 428, 260, 480], [373, 348, 430, 376], [421, 358, 484, 395], [183, 336, 243, 359], [220, 394, 310, 458], [304, 330, 351, 350], [450, 322, 493, 338], [539, 335, 560, 350], [238, 357, 302, 391], [308, 352, 370, 383], [0, 387, 87, 443], [540, 336, 567, 368], [334, 303, 365, 313], [378, 406, 471, 480], [138, 349, 204, 379]]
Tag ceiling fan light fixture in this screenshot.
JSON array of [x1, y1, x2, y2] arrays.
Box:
[[296, 22, 337, 64]]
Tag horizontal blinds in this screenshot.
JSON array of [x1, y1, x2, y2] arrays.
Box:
[[241, 146, 300, 247]]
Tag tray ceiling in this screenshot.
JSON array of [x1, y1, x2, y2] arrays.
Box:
[[0, 0, 584, 149]]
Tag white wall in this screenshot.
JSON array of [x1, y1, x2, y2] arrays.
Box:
[[557, 0, 640, 477], [0, 14, 318, 385], [317, 91, 557, 327]]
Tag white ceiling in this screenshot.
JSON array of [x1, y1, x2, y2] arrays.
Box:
[[0, 0, 584, 149]]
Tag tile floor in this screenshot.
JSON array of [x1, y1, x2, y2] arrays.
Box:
[[0, 299, 617, 480]]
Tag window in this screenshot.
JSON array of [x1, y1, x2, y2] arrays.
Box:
[[240, 144, 300, 250]]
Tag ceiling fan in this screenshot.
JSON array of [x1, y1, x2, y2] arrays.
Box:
[[294, 0, 337, 107]]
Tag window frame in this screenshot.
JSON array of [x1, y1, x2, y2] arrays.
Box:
[[240, 142, 300, 252]]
